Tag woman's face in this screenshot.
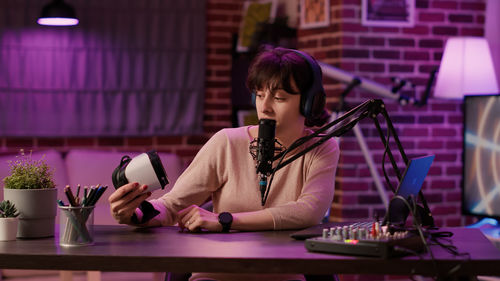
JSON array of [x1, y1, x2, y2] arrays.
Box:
[[254, 82, 305, 134]]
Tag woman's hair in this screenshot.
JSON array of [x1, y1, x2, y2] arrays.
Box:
[[246, 46, 330, 127]]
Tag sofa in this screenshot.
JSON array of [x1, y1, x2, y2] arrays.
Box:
[[0, 149, 185, 225]]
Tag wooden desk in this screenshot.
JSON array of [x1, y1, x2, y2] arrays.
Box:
[[0, 226, 499, 278]]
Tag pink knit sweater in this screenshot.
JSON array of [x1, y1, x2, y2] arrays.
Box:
[[149, 126, 340, 230]]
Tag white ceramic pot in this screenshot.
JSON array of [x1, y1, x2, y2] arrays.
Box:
[[3, 188, 57, 238], [0, 217, 19, 241]]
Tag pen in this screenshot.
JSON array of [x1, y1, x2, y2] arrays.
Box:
[[86, 186, 96, 206], [91, 184, 101, 205], [89, 185, 107, 206]]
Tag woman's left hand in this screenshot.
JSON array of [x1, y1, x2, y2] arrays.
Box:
[[177, 205, 222, 232]]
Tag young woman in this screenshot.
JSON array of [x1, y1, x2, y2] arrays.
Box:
[[109, 46, 340, 281]]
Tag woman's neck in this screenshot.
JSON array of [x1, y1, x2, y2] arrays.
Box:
[[275, 125, 306, 148], [249, 123, 306, 148]]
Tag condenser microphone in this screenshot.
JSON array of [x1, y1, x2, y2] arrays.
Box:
[[256, 119, 276, 205]]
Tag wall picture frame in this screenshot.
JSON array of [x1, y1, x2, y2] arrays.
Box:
[[361, 0, 415, 27], [300, 0, 330, 29], [237, 0, 278, 52]]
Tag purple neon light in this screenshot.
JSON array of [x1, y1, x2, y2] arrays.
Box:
[[37, 17, 79, 26]]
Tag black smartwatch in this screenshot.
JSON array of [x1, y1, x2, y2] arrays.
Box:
[[218, 212, 233, 233]]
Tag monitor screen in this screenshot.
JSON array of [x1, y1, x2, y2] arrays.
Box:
[[462, 94, 500, 220]]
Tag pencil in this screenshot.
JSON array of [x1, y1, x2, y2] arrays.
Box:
[[82, 186, 89, 206], [64, 185, 78, 207]]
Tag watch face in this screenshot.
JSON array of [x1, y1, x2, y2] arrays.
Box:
[[219, 212, 232, 224]]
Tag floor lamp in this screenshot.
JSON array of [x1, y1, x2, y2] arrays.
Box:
[[434, 36, 499, 99]]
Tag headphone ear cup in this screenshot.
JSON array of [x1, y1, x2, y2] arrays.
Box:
[[302, 89, 325, 119], [251, 92, 256, 106], [292, 50, 325, 119], [310, 90, 326, 118]]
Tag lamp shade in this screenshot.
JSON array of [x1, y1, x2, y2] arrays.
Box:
[[37, 0, 78, 26], [434, 37, 499, 99]]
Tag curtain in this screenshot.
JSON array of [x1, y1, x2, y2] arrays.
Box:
[[0, 0, 206, 136]]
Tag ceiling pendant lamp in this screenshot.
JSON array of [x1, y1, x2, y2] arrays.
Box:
[[37, 0, 79, 26]]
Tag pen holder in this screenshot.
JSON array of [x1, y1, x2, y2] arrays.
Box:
[[58, 205, 94, 247]]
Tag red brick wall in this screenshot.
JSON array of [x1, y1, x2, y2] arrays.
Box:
[[298, 0, 485, 227]]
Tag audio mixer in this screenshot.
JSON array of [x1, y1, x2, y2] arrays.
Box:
[[304, 222, 425, 258]]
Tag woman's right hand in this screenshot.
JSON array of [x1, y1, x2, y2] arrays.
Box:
[[108, 182, 151, 225]]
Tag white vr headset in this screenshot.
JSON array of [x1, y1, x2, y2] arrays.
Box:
[[112, 150, 169, 193]]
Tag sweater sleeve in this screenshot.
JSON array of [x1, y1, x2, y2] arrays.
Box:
[[148, 129, 230, 226], [266, 138, 340, 230]]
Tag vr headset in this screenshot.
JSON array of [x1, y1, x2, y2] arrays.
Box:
[[112, 150, 169, 193]]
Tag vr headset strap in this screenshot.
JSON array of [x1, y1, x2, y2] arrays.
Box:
[[131, 201, 160, 224]]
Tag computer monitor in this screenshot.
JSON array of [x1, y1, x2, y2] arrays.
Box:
[[462, 94, 500, 237]]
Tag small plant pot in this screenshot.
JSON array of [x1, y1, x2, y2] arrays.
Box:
[[0, 217, 19, 241], [4, 188, 57, 238]]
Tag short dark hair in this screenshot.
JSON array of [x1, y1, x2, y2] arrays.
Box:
[[246, 46, 329, 127]]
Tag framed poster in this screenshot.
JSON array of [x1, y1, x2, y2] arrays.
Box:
[[300, 0, 330, 29], [361, 0, 415, 27], [237, 0, 277, 52]]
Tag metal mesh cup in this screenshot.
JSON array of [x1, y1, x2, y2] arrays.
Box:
[[58, 205, 94, 247]]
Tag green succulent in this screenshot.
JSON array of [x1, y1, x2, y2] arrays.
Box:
[[0, 200, 19, 218], [2, 149, 56, 190]]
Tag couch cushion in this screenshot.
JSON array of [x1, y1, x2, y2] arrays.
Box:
[[64, 149, 184, 225]]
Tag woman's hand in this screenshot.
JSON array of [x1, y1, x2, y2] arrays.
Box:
[[177, 205, 222, 232], [108, 182, 151, 225]]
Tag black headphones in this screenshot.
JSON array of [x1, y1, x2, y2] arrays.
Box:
[[251, 49, 325, 119], [291, 49, 325, 119]]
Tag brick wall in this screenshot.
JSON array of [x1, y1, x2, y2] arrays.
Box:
[[298, 0, 485, 227]]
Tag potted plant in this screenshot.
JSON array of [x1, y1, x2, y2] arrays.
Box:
[[0, 200, 20, 241], [2, 150, 57, 238]]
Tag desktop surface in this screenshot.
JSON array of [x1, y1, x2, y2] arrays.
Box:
[[0, 225, 499, 277]]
